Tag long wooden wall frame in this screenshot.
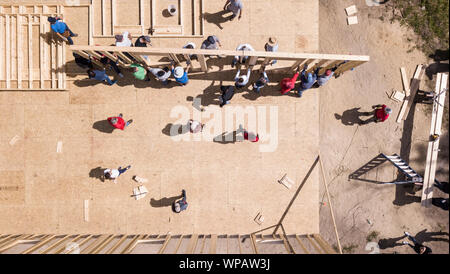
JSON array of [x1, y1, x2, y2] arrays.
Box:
[[0, 233, 337, 254], [70, 45, 370, 74], [0, 4, 66, 90]]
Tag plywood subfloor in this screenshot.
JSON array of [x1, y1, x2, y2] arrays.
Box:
[[0, 0, 319, 235]]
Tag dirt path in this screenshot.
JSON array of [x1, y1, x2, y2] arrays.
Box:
[[318, 0, 449, 254]]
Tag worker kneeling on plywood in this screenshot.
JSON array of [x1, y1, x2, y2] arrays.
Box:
[[173, 189, 188, 213]]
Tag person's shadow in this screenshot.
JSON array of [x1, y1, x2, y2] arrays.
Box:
[[150, 194, 183, 207], [213, 130, 241, 144], [334, 107, 372, 126], [89, 167, 106, 182], [93, 120, 114, 133], [378, 235, 407, 249], [162, 123, 189, 136], [203, 10, 231, 30]]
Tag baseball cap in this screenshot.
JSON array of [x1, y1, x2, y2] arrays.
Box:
[[385, 107, 392, 114]]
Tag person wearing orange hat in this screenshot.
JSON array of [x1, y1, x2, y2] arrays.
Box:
[[280, 65, 301, 94], [107, 113, 133, 130]]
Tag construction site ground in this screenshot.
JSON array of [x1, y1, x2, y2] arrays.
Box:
[[0, 0, 320, 236], [0, 0, 448, 254]]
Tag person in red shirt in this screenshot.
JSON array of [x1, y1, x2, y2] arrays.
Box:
[[107, 113, 133, 130], [237, 124, 259, 142], [280, 65, 300, 95], [360, 104, 392, 124]]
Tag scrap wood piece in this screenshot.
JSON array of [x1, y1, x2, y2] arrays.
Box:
[[133, 185, 148, 200], [345, 5, 358, 16], [389, 90, 405, 102], [278, 173, 294, 189], [254, 212, 264, 225], [400, 67, 411, 96], [84, 200, 89, 222], [347, 16, 358, 25], [9, 135, 20, 146], [396, 64, 426, 123]]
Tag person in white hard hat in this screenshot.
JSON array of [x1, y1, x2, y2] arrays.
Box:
[[188, 119, 204, 133], [171, 61, 191, 86]]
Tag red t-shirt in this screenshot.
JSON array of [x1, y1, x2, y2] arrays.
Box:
[[281, 72, 299, 94], [244, 132, 259, 142], [108, 117, 126, 130], [375, 105, 389, 122]]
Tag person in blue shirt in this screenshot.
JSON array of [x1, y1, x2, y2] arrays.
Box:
[[173, 189, 188, 213], [297, 64, 317, 97], [47, 16, 78, 45], [87, 69, 117, 86], [171, 60, 191, 86]]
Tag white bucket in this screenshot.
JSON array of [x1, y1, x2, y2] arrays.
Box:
[[168, 4, 177, 16]]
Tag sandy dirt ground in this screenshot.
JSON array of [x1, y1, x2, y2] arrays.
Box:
[[0, 0, 321, 236], [318, 0, 449, 254]]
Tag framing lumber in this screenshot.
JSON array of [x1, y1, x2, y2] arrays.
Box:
[[0, 235, 15, 246], [319, 156, 343, 254], [90, 234, 115, 254], [105, 234, 127, 254], [306, 234, 323, 254], [173, 235, 184, 254], [101, 0, 106, 36], [40, 235, 71, 254], [0, 16, 3, 81], [279, 234, 295, 254], [237, 235, 243, 254], [185, 234, 199, 254], [120, 235, 144, 254], [295, 235, 309, 254], [5, 15, 10, 88], [70, 45, 370, 63], [197, 54, 208, 72], [81, 235, 107, 254], [111, 0, 116, 35], [400, 67, 410, 96], [209, 234, 217, 254], [0, 234, 34, 253], [17, 14, 22, 89], [39, 15, 44, 88], [250, 234, 258, 254], [199, 235, 207, 254], [28, 14, 33, 88], [421, 73, 448, 207], [312, 234, 336, 254], [51, 33, 56, 89], [54, 234, 83, 254], [21, 235, 56, 254], [157, 235, 171, 254], [89, 4, 93, 45], [139, 0, 144, 34], [396, 65, 424, 123]]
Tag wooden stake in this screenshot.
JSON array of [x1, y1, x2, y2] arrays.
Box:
[[319, 156, 343, 254]]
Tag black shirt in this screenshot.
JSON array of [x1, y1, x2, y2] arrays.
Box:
[[221, 85, 235, 102], [135, 36, 148, 47]]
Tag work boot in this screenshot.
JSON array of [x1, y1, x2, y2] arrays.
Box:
[[404, 231, 411, 237]]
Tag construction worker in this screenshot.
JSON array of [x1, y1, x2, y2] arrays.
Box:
[[201, 35, 222, 50], [148, 67, 172, 85], [173, 190, 188, 213], [188, 119, 204, 133], [238, 124, 259, 142], [264, 37, 278, 65], [224, 0, 243, 21], [402, 232, 432, 254], [87, 69, 117, 86], [107, 113, 133, 130], [359, 104, 392, 124], [280, 66, 300, 95], [104, 165, 132, 183], [232, 43, 254, 67], [129, 63, 150, 81], [297, 64, 317, 97], [183, 42, 197, 60], [252, 65, 269, 93], [219, 85, 235, 107], [234, 65, 252, 89], [313, 66, 338, 88], [47, 16, 78, 45], [171, 61, 191, 86]]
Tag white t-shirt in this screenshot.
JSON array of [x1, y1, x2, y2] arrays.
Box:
[[104, 169, 120, 179], [115, 31, 132, 47], [149, 68, 171, 81]]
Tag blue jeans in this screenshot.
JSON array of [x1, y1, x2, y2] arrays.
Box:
[[118, 166, 130, 175], [65, 28, 75, 45], [104, 75, 115, 85]]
